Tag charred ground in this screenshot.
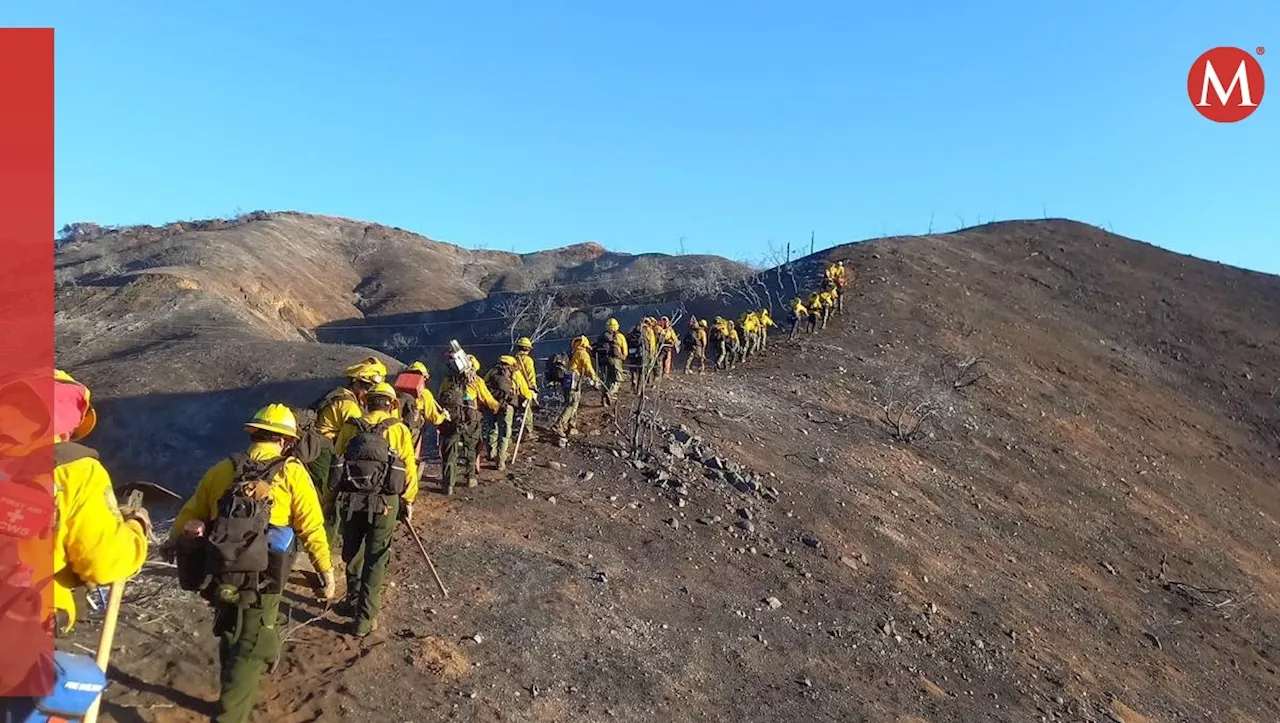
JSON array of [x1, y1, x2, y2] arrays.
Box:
[[61, 219, 1280, 722]]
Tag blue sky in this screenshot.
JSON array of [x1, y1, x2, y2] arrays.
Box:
[[14, 0, 1279, 273]]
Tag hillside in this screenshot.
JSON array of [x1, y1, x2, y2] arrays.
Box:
[[61, 218, 1280, 722], [53, 211, 749, 489]]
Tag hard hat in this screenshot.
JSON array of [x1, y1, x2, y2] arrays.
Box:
[[469, 355, 481, 372], [574, 335, 591, 348], [53, 368, 97, 441], [699, 319, 708, 328], [515, 337, 533, 350], [367, 382, 398, 401], [344, 361, 384, 383], [245, 404, 299, 439], [407, 361, 429, 376], [605, 318, 620, 331], [499, 354, 518, 366]]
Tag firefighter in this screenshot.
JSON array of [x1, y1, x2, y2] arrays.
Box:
[[758, 308, 776, 350], [437, 351, 500, 494], [684, 318, 708, 374], [330, 383, 419, 637], [170, 404, 333, 723], [789, 297, 809, 340], [597, 318, 629, 406], [484, 355, 536, 471], [552, 336, 601, 439]]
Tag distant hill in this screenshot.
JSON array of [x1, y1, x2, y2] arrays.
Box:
[[53, 211, 751, 489]]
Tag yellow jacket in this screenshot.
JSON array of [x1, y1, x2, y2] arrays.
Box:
[[334, 409, 421, 504], [808, 292, 825, 309], [52, 450, 149, 632], [602, 330, 628, 360], [739, 314, 759, 334], [172, 442, 332, 574], [792, 300, 809, 317], [821, 290, 837, 305], [315, 387, 363, 442], [514, 351, 538, 390], [661, 327, 680, 349], [691, 327, 708, 348], [759, 312, 776, 329], [569, 346, 600, 382]]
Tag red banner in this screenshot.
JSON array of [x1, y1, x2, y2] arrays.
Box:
[[0, 27, 56, 698]]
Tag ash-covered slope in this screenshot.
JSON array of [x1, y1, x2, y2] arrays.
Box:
[[84, 219, 1280, 722]]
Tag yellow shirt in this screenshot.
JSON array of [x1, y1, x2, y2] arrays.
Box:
[[514, 352, 538, 390], [569, 346, 599, 381], [171, 442, 332, 574], [315, 388, 363, 442], [438, 376, 503, 415], [334, 409, 421, 504], [52, 451, 149, 631]]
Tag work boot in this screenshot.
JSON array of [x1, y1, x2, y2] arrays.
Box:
[[444, 484, 454, 496], [334, 595, 357, 617], [497, 460, 507, 472], [467, 477, 478, 488], [353, 618, 378, 638]]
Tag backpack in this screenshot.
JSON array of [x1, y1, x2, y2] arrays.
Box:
[[439, 381, 481, 427], [546, 354, 569, 387], [489, 366, 517, 407], [310, 387, 356, 414], [196, 455, 286, 603], [398, 391, 425, 439], [334, 418, 406, 497], [604, 331, 626, 361]]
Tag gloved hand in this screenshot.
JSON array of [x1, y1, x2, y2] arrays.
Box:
[[122, 506, 153, 539], [441, 409, 452, 422], [318, 570, 336, 601], [398, 502, 413, 525], [156, 538, 177, 564]]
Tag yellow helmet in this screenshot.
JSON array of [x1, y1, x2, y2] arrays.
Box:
[[53, 368, 97, 441], [407, 361, 429, 376], [367, 382, 398, 401], [344, 360, 385, 383], [699, 319, 708, 328], [499, 354, 518, 366], [515, 337, 533, 350], [469, 354, 481, 372], [605, 318, 620, 332], [574, 335, 591, 349], [245, 403, 299, 439]]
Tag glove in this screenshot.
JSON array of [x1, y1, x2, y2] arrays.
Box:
[[318, 570, 336, 601], [441, 409, 452, 422], [399, 502, 413, 525], [122, 506, 153, 539]]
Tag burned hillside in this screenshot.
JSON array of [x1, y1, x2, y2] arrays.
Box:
[[61, 218, 1280, 722]]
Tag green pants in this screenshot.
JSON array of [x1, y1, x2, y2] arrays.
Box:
[[603, 358, 625, 405], [441, 421, 481, 490], [685, 346, 706, 373], [340, 497, 399, 636], [555, 386, 582, 435], [486, 405, 517, 468], [214, 594, 283, 723], [715, 340, 730, 369]]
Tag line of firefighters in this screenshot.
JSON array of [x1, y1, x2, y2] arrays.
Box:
[[30, 260, 851, 723]]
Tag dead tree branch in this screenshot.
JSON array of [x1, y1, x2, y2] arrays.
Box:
[[940, 354, 992, 390], [880, 400, 938, 443]]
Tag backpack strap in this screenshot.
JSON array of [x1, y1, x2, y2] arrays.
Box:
[[53, 442, 98, 467], [373, 418, 398, 435]]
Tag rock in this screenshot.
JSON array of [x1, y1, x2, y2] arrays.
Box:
[[674, 427, 694, 445], [666, 442, 686, 459], [839, 557, 859, 571], [580, 471, 595, 483], [765, 596, 783, 610], [881, 621, 893, 635], [557, 437, 569, 448], [729, 473, 759, 494], [631, 460, 647, 470], [800, 533, 822, 549], [737, 520, 755, 533], [667, 518, 680, 529], [525, 492, 535, 500], [543, 461, 563, 470], [704, 456, 728, 471], [737, 508, 753, 521], [674, 485, 690, 497], [547, 496, 557, 504], [677, 498, 687, 508], [473, 634, 485, 644], [697, 517, 715, 525]]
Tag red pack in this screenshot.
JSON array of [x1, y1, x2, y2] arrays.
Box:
[[393, 371, 426, 399], [0, 477, 54, 540]]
